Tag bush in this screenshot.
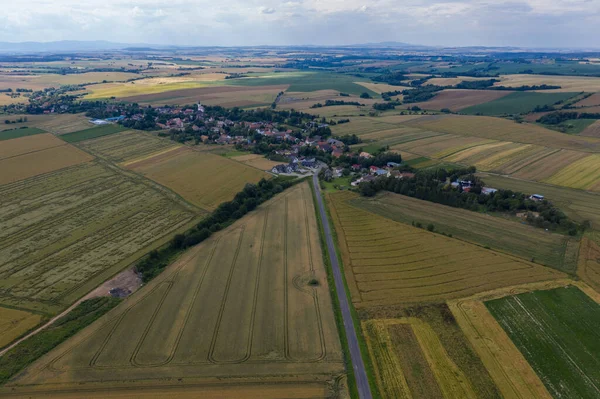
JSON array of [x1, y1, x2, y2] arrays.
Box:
[[427, 224, 435, 232]]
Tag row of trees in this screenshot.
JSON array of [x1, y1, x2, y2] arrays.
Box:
[[357, 166, 581, 235]]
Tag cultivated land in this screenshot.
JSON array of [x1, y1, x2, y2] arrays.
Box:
[[0, 161, 198, 315], [494, 74, 600, 92], [79, 129, 181, 163], [0, 307, 43, 349], [0, 134, 94, 185], [352, 192, 579, 273], [231, 153, 282, 171], [60, 124, 127, 143], [125, 147, 269, 211], [578, 232, 600, 293], [2, 183, 345, 398], [581, 120, 600, 137], [461, 91, 578, 115], [326, 191, 564, 308], [544, 154, 600, 191], [0, 127, 44, 141], [410, 89, 512, 111], [486, 286, 600, 399]]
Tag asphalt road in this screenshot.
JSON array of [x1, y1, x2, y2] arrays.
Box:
[[312, 174, 373, 399]]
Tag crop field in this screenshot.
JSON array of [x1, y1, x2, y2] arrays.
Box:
[[0, 307, 43, 349], [3, 183, 345, 397], [305, 105, 370, 118], [408, 114, 600, 152], [394, 134, 493, 158], [461, 91, 578, 115], [543, 154, 600, 191], [577, 233, 600, 292], [494, 74, 600, 92], [363, 318, 476, 399], [572, 119, 600, 138], [0, 127, 45, 141], [122, 84, 288, 107], [411, 89, 512, 111], [479, 173, 600, 227], [0, 72, 141, 92], [60, 124, 127, 143], [354, 82, 411, 94], [231, 153, 281, 170], [0, 161, 198, 315], [277, 89, 344, 110], [575, 92, 600, 107], [509, 149, 587, 181], [80, 130, 181, 163], [0, 114, 92, 135], [352, 192, 578, 273], [126, 147, 270, 211], [330, 116, 422, 137], [326, 191, 564, 308], [425, 77, 492, 86], [0, 135, 94, 185], [486, 286, 600, 399]]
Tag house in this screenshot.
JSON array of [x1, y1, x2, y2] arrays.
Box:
[[333, 167, 344, 178], [106, 115, 125, 122], [332, 149, 343, 158], [327, 138, 344, 148], [390, 171, 415, 179], [359, 152, 373, 159], [351, 164, 361, 171], [530, 194, 545, 201], [387, 162, 401, 168], [302, 158, 317, 168], [369, 165, 379, 174], [90, 119, 110, 125], [482, 187, 498, 195], [167, 118, 184, 129], [351, 175, 377, 186], [317, 142, 332, 152], [271, 163, 299, 174], [374, 169, 389, 177]]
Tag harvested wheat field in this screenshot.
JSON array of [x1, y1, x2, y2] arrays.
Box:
[[0, 161, 198, 315], [511, 149, 588, 181], [231, 153, 281, 170], [80, 130, 181, 163], [0, 307, 43, 349], [495, 74, 600, 92], [126, 147, 270, 211], [0, 135, 94, 185], [364, 318, 476, 399], [411, 89, 512, 111], [408, 114, 600, 152], [544, 154, 600, 191], [581, 120, 600, 137], [327, 191, 564, 308], [2, 183, 344, 398]]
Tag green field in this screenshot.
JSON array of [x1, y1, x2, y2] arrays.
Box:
[[478, 173, 600, 228], [227, 71, 377, 96], [542, 118, 598, 135], [462, 92, 578, 115], [59, 124, 127, 143], [0, 127, 45, 141], [352, 192, 579, 273], [486, 286, 600, 399]]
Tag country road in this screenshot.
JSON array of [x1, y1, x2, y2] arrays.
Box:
[[312, 174, 373, 399]]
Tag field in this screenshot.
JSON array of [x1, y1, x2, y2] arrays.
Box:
[[478, 174, 600, 227], [326, 191, 564, 308], [575, 92, 600, 107], [0, 134, 94, 185], [0, 127, 44, 141], [59, 124, 127, 143], [408, 114, 600, 152], [352, 192, 579, 273], [231, 153, 282, 170], [0, 72, 141, 92], [578, 233, 600, 293], [125, 146, 270, 211], [461, 92, 578, 115], [544, 154, 600, 191], [0, 307, 43, 349], [0, 161, 198, 314], [410, 89, 512, 111], [80, 130, 181, 163], [354, 82, 411, 94], [494, 74, 600, 92], [580, 120, 600, 137], [2, 183, 345, 397], [486, 286, 600, 399], [0, 114, 93, 135]]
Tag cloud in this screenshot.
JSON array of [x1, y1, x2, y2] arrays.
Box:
[[1, 0, 599, 47]]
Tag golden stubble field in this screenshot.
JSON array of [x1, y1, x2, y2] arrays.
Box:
[[0, 161, 199, 315], [3, 183, 345, 398]]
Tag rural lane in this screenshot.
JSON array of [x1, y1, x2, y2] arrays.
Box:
[[312, 174, 373, 399]]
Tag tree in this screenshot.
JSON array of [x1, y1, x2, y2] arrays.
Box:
[[360, 92, 371, 99]]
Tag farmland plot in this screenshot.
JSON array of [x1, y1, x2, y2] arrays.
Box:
[[410, 89, 512, 111], [326, 191, 564, 308], [0, 307, 43, 349], [486, 286, 600, 399], [544, 154, 600, 191], [3, 183, 344, 397], [0, 161, 198, 314]]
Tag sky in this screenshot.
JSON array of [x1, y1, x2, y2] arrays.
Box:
[[1, 0, 599, 48]]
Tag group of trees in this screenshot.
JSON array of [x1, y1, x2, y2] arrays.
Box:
[[357, 166, 580, 235], [135, 178, 297, 282], [537, 111, 600, 125], [310, 100, 363, 108]]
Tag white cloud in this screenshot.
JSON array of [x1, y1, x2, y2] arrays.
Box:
[[0, 0, 599, 47]]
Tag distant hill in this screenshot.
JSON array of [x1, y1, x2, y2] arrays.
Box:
[[0, 40, 152, 53]]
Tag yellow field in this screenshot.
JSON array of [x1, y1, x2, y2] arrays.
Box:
[[0, 114, 92, 135], [495, 74, 600, 92], [0, 133, 63, 160], [327, 191, 565, 308], [0, 307, 43, 349], [511, 149, 587, 181], [126, 147, 270, 210], [0, 138, 94, 185], [432, 137, 494, 159], [0, 72, 140, 92], [3, 183, 344, 397], [491, 147, 559, 175], [231, 154, 281, 170], [354, 82, 411, 94], [444, 141, 512, 163], [364, 318, 477, 399], [544, 154, 600, 191], [578, 233, 600, 292], [409, 115, 600, 152], [425, 77, 491, 86]]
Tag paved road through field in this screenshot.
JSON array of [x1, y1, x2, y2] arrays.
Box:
[[312, 174, 373, 399]]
